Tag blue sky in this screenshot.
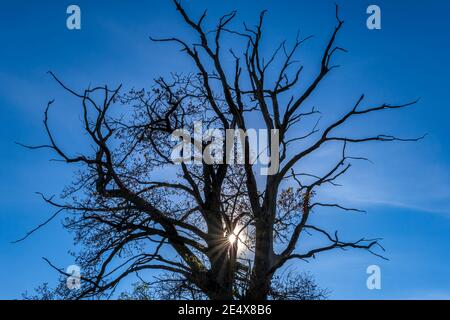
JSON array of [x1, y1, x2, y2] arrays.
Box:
[[0, 0, 449, 299]]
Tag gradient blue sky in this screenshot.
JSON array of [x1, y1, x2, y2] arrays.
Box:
[[0, 0, 449, 299]]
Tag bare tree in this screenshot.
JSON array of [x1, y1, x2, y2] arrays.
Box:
[[19, 1, 422, 300]]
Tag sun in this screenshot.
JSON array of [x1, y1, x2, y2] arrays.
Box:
[[228, 233, 237, 244], [227, 225, 247, 253]]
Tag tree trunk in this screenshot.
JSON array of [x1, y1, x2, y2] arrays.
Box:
[[245, 185, 278, 300], [204, 199, 235, 300], [245, 210, 275, 300]]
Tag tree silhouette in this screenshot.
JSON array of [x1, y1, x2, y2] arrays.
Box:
[[19, 1, 422, 300]]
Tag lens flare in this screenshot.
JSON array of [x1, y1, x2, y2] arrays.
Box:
[[228, 233, 237, 244]]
